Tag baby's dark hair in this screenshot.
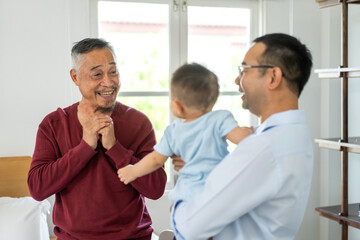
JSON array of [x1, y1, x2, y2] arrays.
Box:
[[171, 63, 219, 111]]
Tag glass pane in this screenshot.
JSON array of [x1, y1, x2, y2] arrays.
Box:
[[118, 96, 169, 142], [214, 95, 250, 152], [214, 95, 250, 127], [98, 1, 169, 92], [118, 96, 171, 174], [187, 6, 251, 91], [188, 6, 251, 134]]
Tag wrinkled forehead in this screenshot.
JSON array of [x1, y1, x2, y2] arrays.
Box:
[[78, 48, 117, 70]]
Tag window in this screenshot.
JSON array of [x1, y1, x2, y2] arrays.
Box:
[[92, 0, 258, 187]]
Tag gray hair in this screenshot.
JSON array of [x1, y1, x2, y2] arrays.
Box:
[[71, 38, 116, 70]]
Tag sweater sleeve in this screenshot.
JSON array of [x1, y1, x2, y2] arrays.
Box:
[[28, 123, 97, 201], [106, 121, 167, 200]]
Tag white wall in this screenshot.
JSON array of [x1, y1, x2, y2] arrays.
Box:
[[0, 0, 89, 157], [0, 0, 91, 235], [0, 0, 341, 239]]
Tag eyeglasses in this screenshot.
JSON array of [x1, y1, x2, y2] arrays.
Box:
[[238, 65, 274, 78]]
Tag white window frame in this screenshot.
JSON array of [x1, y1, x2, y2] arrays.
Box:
[[90, 0, 260, 189]]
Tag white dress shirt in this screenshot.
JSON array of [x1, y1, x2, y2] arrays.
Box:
[[171, 110, 314, 240]]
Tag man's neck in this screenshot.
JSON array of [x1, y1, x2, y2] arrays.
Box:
[[259, 89, 299, 123], [259, 103, 298, 123]]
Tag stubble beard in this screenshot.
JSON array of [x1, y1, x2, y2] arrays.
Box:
[[95, 86, 118, 114], [95, 103, 116, 114], [242, 99, 249, 110]]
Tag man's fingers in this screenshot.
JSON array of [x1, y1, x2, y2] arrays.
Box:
[[94, 118, 113, 133]]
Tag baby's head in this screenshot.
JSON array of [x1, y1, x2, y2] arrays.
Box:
[[171, 63, 219, 113]]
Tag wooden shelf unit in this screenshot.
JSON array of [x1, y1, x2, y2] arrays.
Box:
[[315, 137, 360, 154], [315, 0, 360, 8], [314, 0, 360, 239], [316, 203, 360, 229], [315, 68, 360, 79]]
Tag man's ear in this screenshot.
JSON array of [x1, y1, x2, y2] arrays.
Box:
[[70, 69, 80, 86], [268, 67, 283, 90]]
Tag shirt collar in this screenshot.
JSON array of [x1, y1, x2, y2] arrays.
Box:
[[254, 109, 306, 135]]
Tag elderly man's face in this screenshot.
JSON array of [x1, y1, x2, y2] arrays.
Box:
[[72, 48, 120, 112]]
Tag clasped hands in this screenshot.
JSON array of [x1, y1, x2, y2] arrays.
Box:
[[77, 103, 116, 150]]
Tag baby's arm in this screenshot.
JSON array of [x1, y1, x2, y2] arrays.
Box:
[[225, 126, 254, 144], [118, 151, 168, 184]]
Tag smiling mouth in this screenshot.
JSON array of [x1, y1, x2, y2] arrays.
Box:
[[96, 88, 116, 96]]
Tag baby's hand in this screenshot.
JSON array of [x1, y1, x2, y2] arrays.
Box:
[[242, 126, 254, 135], [117, 165, 136, 184]]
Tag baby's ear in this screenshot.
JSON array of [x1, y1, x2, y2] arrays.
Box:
[[173, 99, 185, 115]]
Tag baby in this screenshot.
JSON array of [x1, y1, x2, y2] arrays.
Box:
[[117, 63, 253, 204]]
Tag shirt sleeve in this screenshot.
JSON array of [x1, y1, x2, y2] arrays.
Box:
[[28, 123, 97, 201], [153, 125, 174, 157], [218, 110, 239, 137], [170, 136, 280, 240]]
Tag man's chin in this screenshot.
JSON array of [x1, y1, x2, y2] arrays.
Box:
[[242, 101, 249, 110], [95, 103, 116, 114]]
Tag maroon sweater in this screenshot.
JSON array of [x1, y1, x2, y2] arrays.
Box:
[[28, 102, 167, 240]]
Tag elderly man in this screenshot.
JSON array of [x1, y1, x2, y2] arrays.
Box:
[[171, 33, 314, 240], [28, 38, 167, 240]]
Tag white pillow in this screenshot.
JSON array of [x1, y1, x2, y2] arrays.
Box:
[[0, 197, 51, 240]]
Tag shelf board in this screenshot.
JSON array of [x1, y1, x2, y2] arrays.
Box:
[[315, 0, 360, 8], [314, 67, 360, 78], [316, 203, 360, 229], [315, 0, 340, 8], [315, 137, 360, 153]]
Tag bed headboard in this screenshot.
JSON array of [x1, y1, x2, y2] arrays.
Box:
[[0, 156, 32, 197], [0, 156, 58, 240]]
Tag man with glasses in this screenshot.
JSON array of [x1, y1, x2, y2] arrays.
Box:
[[171, 33, 314, 240]]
